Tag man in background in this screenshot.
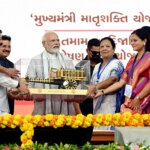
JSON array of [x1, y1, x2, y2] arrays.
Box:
[[74, 38, 101, 115]]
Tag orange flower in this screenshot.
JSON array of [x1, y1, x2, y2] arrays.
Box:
[[49, 115, 58, 127]]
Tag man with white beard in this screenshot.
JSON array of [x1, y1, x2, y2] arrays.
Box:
[[26, 31, 76, 115]]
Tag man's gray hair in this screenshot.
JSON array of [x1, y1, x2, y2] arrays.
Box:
[[42, 31, 56, 42]]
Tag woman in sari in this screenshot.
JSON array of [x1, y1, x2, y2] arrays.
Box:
[[87, 37, 124, 115], [95, 27, 150, 114]]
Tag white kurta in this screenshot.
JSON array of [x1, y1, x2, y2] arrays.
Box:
[[26, 50, 76, 115], [0, 73, 18, 114]]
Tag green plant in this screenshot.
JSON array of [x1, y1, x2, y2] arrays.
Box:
[[0, 141, 150, 150]]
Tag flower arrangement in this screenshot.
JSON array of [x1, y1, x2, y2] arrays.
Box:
[[0, 112, 150, 149]]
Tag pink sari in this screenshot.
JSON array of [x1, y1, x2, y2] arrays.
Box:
[[121, 52, 150, 114]]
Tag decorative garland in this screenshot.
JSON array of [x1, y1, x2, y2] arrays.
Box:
[[0, 112, 150, 149]]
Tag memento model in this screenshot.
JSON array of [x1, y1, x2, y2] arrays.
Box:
[[25, 67, 87, 89]]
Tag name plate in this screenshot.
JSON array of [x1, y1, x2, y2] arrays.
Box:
[[29, 88, 87, 95]]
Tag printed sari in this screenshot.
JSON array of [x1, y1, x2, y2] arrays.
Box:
[[91, 58, 124, 114], [121, 52, 150, 114]]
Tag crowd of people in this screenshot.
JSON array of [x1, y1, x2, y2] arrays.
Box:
[[0, 26, 150, 119]]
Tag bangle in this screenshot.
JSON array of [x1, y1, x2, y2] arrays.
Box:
[[135, 96, 141, 100], [101, 90, 105, 95]]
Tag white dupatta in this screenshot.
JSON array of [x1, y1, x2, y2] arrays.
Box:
[[41, 50, 75, 115]]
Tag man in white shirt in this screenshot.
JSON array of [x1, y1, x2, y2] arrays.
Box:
[[0, 35, 29, 115], [0, 74, 28, 115]]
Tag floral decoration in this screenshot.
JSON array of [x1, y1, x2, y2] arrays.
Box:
[[0, 112, 150, 149]]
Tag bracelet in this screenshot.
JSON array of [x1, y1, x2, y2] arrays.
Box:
[[134, 96, 141, 100]]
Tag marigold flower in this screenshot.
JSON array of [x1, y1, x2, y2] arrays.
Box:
[[94, 114, 104, 126], [45, 114, 53, 121], [0, 113, 150, 147]]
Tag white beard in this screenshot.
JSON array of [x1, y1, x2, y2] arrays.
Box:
[[48, 47, 59, 54]]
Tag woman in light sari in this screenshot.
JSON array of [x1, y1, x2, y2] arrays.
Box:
[[95, 27, 150, 114], [87, 37, 124, 115]]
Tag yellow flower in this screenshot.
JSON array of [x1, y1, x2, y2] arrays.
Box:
[[66, 116, 74, 126], [23, 114, 32, 122], [0, 113, 150, 147], [32, 115, 42, 127], [112, 113, 121, 126], [10, 124, 16, 128], [20, 122, 33, 132], [142, 114, 150, 125], [13, 114, 22, 122], [45, 114, 53, 121], [142, 114, 149, 121], [73, 114, 84, 127], [21, 133, 28, 143], [94, 114, 104, 126], [105, 114, 113, 121], [44, 121, 50, 127], [25, 130, 34, 139], [83, 115, 93, 128], [0, 116, 2, 123], [26, 139, 33, 146], [122, 112, 132, 118], [0, 124, 6, 128], [2, 114, 12, 126]]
